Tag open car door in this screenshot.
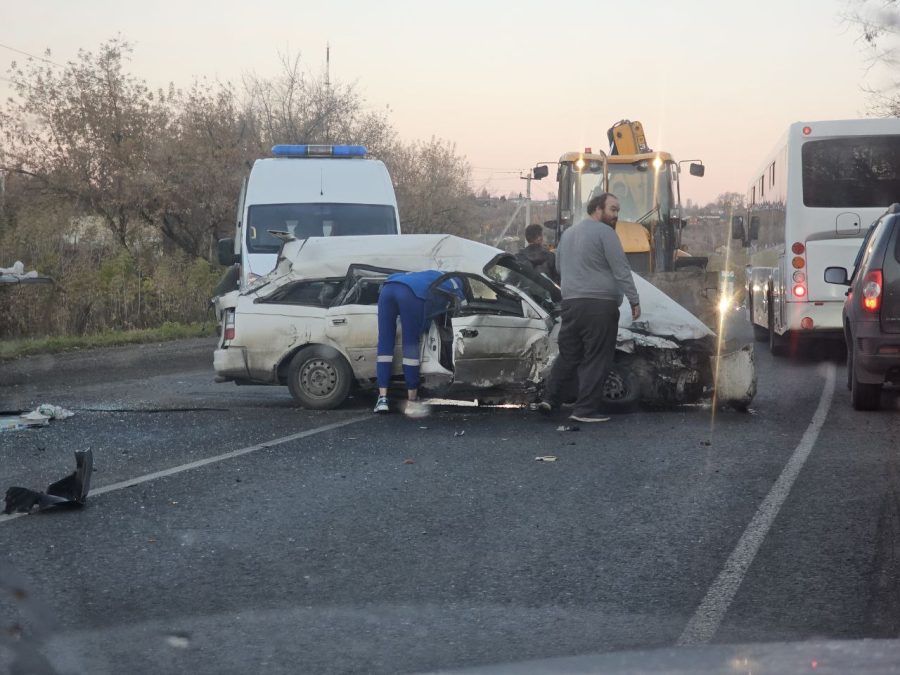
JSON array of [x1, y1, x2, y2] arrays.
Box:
[[440, 274, 551, 388]]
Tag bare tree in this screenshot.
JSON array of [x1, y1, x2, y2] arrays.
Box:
[[0, 38, 170, 250], [386, 137, 475, 236], [242, 53, 395, 154], [843, 0, 900, 113], [145, 80, 260, 258]]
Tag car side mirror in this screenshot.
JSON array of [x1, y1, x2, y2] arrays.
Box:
[[689, 163, 705, 177], [731, 216, 745, 240], [217, 238, 238, 266], [824, 266, 850, 286]]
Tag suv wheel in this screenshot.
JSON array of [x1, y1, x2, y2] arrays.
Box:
[[287, 345, 353, 410]]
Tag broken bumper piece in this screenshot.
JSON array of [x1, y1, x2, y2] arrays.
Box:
[[3, 450, 93, 515]]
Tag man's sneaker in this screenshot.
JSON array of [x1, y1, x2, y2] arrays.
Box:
[[373, 396, 390, 414], [569, 412, 611, 423], [531, 400, 556, 415], [404, 400, 430, 418]]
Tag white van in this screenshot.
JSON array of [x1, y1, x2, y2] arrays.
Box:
[[217, 144, 400, 287]]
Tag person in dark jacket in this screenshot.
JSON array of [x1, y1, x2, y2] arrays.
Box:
[[518, 224, 559, 283], [374, 270, 464, 417]]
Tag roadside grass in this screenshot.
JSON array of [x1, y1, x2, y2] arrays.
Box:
[[0, 321, 217, 360]]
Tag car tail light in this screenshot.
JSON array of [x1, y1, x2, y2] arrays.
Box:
[[862, 269, 883, 313], [224, 310, 236, 341]]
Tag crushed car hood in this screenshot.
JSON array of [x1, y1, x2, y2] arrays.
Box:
[[617, 274, 715, 347]]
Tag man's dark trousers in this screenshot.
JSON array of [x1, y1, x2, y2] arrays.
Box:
[[546, 298, 620, 417]]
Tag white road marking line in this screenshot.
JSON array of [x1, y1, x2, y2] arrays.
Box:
[[677, 362, 836, 646], [0, 416, 369, 525]]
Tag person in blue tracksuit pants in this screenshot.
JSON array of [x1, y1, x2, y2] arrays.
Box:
[[374, 270, 464, 415]]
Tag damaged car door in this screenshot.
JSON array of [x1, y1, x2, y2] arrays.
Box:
[[440, 274, 551, 391]]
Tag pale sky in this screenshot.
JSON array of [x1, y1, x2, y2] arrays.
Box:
[[0, 0, 891, 204]]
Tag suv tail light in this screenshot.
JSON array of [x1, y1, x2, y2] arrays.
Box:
[[862, 269, 883, 313], [224, 309, 236, 341]]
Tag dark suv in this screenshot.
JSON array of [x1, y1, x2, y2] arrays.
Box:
[[826, 204, 900, 410]]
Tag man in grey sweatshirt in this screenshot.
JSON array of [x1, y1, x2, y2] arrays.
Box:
[[542, 192, 641, 422]]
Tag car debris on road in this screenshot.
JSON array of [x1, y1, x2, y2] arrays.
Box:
[[0, 404, 74, 433], [3, 450, 93, 515]]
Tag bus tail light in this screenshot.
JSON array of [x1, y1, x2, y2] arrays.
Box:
[[791, 256, 805, 269], [791, 242, 806, 255], [793, 284, 807, 298], [801, 317, 814, 330], [862, 270, 883, 313]]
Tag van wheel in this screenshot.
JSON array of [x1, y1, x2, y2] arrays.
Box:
[[850, 342, 881, 411], [287, 345, 353, 410]]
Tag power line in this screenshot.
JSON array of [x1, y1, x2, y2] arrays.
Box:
[[0, 42, 64, 69]]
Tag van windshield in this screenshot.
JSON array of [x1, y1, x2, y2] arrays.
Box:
[[246, 203, 398, 253]]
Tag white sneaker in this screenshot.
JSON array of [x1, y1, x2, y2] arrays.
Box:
[[404, 400, 429, 418], [373, 396, 390, 414]]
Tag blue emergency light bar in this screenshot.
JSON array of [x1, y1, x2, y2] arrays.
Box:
[[271, 144, 367, 158]]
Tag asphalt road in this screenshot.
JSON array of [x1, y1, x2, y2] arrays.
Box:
[[0, 326, 898, 674]]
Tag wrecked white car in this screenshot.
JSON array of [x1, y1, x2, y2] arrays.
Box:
[[212, 234, 756, 410]]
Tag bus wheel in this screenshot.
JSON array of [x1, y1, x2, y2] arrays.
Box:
[[768, 298, 787, 356]]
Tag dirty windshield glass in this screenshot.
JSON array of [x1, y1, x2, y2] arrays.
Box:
[[247, 203, 397, 253], [607, 163, 675, 224], [802, 136, 900, 207]]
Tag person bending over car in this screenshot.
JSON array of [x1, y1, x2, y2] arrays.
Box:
[[374, 270, 464, 417]]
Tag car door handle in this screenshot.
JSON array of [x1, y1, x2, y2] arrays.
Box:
[[331, 318, 347, 325], [459, 328, 478, 338]]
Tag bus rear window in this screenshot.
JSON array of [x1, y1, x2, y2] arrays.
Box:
[[247, 203, 397, 253], [802, 136, 900, 208]]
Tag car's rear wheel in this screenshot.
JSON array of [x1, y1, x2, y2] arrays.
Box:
[[287, 345, 353, 410], [849, 340, 881, 411]]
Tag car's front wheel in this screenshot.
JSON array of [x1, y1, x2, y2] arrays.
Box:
[[287, 345, 353, 410], [601, 366, 640, 412]]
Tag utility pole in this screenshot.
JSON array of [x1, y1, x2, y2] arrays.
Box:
[[325, 43, 331, 88], [522, 173, 533, 232]]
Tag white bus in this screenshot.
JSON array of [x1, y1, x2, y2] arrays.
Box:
[[737, 119, 900, 355]]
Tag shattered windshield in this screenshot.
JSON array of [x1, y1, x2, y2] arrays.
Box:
[[485, 255, 561, 311], [607, 162, 675, 224]]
